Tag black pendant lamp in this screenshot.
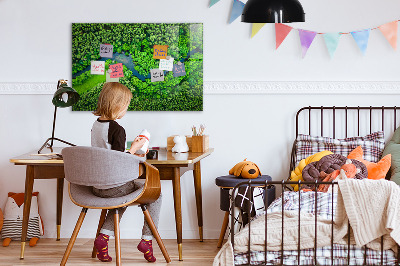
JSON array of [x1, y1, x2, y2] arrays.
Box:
[[242, 0, 305, 23]]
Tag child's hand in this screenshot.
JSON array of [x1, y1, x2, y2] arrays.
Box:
[[134, 148, 149, 157], [128, 137, 147, 155]]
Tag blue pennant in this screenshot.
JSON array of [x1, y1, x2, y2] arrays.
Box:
[[209, 0, 221, 7], [229, 0, 245, 24], [351, 29, 371, 55]]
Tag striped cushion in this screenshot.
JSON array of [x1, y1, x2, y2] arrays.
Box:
[[295, 131, 385, 167], [1, 217, 41, 240]]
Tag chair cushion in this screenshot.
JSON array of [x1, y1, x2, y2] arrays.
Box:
[[62, 146, 145, 188], [69, 180, 145, 208]]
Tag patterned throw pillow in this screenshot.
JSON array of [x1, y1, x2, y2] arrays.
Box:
[[294, 131, 385, 166]]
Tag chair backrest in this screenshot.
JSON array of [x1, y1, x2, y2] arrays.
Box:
[[62, 146, 145, 188]]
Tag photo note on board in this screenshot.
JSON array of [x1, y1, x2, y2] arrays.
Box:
[[109, 63, 124, 78], [173, 63, 186, 77], [153, 45, 169, 59], [100, 44, 113, 58], [106, 70, 120, 82], [91, 61, 105, 75], [159, 57, 174, 71], [151, 69, 165, 82]]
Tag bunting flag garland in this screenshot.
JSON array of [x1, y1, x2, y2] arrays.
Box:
[[207, 4, 400, 57], [275, 23, 293, 49], [229, 0, 245, 24], [209, 0, 220, 7], [378, 21, 398, 50], [298, 29, 317, 58], [251, 23, 266, 38], [323, 33, 341, 58], [351, 29, 370, 55]]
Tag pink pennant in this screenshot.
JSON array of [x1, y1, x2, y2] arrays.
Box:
[[298, 29, 317, 58], [275, 24, 293, 49], [378, 21, 398, 50]]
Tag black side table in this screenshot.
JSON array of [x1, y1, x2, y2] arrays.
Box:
[[215, 175, 275, 248]]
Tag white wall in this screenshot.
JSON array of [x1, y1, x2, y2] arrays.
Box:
[[1, 0, 400, 239]]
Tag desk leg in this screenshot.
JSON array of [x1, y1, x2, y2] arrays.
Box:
[[172, 167, 183, 261], [56, 178, 64, 241], [193, 161, 203, 242], [20, 165, 35, 259]]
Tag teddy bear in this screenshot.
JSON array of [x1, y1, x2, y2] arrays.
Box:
[[229, 159, 261, 179], [1, 192, 44, 247], [172, 135, 189, 153]]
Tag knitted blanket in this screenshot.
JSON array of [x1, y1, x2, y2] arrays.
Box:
[[213, 179, 400, 266], [335, 178, 400, 251], [213, 211, 340, 266]]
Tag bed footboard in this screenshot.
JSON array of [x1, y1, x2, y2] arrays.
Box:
[[230, 180, 400, 266]]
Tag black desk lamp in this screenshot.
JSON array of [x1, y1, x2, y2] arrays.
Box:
[[38, 79, 80, 154], [241, 0, 305, 23]]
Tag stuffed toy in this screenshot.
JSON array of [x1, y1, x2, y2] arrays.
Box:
[[348, 146, 391, 180], [229, 159, 261, 179], [317, 160, 360, 193], [301, 154, 368, 191], [1, 192, 44, 247], [289, 150, 333, 191], [172, 135, 189, 153]]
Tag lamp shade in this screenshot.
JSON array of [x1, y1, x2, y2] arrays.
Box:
[[241, 0, 305, 23], [52, 84, 80, 108]]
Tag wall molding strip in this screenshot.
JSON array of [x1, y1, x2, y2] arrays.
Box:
[[0, 81, 399, 95]]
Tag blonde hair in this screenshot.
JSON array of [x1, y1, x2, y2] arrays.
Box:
[[93, 82, 132, 120]]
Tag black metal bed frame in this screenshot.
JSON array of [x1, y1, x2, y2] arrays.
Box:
[[230, 106, 400, 266]]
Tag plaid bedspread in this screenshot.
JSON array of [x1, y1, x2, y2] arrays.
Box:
[[234, 191, 397, 265]]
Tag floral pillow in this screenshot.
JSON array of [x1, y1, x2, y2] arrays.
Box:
[[294, 131, 385, 167]]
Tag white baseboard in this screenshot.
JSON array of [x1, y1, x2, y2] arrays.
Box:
[[0, 81, 399, 94]]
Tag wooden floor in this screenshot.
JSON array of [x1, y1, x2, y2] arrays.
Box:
[[0, 239, 221, 265]]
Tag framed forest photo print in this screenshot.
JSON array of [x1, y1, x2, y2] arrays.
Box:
[[72, 23, 203, 111]]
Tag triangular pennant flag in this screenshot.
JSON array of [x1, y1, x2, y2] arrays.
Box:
[[323, 33, 341, 58], [298, 29, 317, 58], [378, 21, 398, 50], [275, 23, 293, 49], [209, 0, 220, 7], [251, 23, 266, 38], [351, 29, 370, 55], [229, 0, 245, 24]]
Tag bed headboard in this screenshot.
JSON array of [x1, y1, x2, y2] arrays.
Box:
[[290, 106, 400, 178]]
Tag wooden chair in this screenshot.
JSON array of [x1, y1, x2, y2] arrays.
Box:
[[60, 146, 171, 265]]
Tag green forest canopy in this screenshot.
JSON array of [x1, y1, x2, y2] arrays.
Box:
[[72, 23, 203, 111]]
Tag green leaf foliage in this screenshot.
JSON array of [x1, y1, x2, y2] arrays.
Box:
[[72, 23, 203, 111]]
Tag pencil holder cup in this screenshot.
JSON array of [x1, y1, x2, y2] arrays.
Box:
[[191, 135, 209, 153]]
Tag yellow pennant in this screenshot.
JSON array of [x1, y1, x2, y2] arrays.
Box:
[[251, 23, 266, 38]]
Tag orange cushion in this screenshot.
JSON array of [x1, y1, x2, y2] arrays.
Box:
[[347, 146, 391, 180]]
